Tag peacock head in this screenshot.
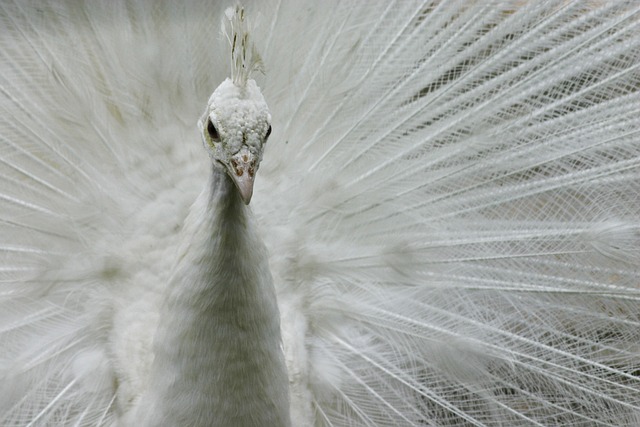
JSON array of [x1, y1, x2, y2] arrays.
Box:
[[198, 78, 272, 205]]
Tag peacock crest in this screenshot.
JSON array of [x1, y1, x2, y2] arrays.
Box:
[[223, 5, 264, 87]]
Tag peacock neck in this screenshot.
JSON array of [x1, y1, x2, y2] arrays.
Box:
[[135, 164, 291, 427]]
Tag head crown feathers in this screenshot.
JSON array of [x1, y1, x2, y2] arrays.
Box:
[[223, 5, 264, 87]]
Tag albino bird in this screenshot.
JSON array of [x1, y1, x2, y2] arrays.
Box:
[[1, 1, 640, 426]]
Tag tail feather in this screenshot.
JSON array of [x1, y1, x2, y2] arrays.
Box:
[[262, 1, 640, 425]]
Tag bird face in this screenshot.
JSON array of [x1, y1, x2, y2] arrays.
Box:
[[199, 78, 272, 204]]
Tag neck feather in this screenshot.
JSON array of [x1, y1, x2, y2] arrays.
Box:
[[135, 165, 290, 427]]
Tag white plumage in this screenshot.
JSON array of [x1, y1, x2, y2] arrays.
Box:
[[1, 1, 640, 426]]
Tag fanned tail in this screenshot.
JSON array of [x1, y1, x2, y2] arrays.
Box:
[[258, 1, 640, 425], [1, 1, 639, 426], [0, 1, 219, 425]]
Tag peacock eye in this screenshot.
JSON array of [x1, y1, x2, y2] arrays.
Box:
[[265, 125, 272, 140], [207, 119, 219, 141]]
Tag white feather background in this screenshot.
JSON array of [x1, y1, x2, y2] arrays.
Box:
[[1, 1, 639, 426]]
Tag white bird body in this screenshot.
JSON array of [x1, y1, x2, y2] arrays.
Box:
[[1, 1, 640, 426], [115, 77, 289, 426], [130, 166, 288, 426]]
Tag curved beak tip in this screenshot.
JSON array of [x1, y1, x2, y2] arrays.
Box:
[[236, 178, 254, 205], [228, 149, 257, 205]]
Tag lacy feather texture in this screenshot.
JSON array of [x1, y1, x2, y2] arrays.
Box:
[[1, 1, 639, 426]]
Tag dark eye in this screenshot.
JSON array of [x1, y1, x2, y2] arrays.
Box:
[[207, 119, 219, 140], [265, 125, 272, 140]]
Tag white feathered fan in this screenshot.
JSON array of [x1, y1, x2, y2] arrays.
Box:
[[1, 1, 639, 426]]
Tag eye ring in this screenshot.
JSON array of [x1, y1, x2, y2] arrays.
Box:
[[207, 119, 219, 141]]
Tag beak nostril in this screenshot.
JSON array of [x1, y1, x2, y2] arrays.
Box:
[[230, 159, 243, 176], [229, 150, 257, 180]]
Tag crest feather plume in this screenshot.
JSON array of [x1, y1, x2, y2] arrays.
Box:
[[223, 5, 264, 87]]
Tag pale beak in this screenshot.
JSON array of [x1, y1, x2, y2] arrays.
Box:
[[228, 147, 258, 204]]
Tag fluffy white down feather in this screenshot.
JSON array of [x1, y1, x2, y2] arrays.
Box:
[[1, 1, 640, 426]]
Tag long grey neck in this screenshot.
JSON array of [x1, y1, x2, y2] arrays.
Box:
[[135, 164, 291, 427]]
